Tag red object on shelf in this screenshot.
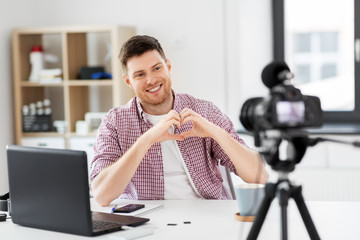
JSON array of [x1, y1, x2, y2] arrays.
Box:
[[31, 45, 43, 52]]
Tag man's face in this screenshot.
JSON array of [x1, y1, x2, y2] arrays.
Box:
[[124, 50, 172, 109]]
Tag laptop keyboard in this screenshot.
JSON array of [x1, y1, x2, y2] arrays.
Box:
[[92, 220, 122, 232], [91, 211, 149, 228]]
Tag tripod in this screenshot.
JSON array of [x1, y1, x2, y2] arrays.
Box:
[[247, 131, 321, 240], [247, 172, 320, 240]]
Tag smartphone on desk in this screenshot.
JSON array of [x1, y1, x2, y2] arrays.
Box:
[[113, 204, 145, 213]]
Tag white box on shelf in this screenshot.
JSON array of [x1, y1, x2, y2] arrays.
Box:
[[85, 112, 106, 133]]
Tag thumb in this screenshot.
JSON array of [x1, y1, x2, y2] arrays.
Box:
[[168, 133, 185, 141]]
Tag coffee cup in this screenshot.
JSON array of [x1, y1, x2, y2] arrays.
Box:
[[235, 183, 265, 216]]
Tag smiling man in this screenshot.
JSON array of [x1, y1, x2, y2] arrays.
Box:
[[90, 35, 268, 206]]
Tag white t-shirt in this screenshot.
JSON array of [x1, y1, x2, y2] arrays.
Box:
[[147, 114, 202, 200]]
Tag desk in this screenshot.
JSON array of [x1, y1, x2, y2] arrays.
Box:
[[1, 199, 360, 240]]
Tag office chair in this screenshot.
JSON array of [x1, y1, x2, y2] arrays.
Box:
[[220, 166, 236, 199]]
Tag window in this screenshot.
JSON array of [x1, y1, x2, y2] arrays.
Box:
[[273, 0, 360, 123]]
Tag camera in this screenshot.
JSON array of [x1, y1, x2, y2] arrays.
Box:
[[240, 62, 326, 240], [240, 61, 323, 132]]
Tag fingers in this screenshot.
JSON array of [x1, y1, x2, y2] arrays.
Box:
[[150, 108, 210, 141], [165, 118, 182, 130], [180, 129, 194, 139], [168, 132, 185, 141], [167, 110, 181, 120], [149, 110, 183, 143], [165, 110, 182, 129], [179, 108, 215, 139], [180, 108, 200, 124]]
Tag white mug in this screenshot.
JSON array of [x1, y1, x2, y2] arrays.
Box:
[[235, 183, 265, 216]]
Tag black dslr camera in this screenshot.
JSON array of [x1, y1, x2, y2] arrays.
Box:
[[240, 61, 323, 132]]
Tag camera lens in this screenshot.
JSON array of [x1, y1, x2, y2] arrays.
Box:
[[239, 97, 264, 132]]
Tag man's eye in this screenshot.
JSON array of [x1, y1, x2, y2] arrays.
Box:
[[154, 67, 161, 71], [135, 73, 144, 78]]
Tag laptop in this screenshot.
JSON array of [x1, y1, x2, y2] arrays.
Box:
[[6, 145, 149, 236]]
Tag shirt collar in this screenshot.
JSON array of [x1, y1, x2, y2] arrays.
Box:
[[173, 90, 186, 113], [135, 89, 178, 123]]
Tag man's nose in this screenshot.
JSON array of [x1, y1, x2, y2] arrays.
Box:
[[145, 73, 157, 85]]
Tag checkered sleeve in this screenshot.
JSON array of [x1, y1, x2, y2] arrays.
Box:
[[206, 102, 247, 175], [89, 110, 122, 182]]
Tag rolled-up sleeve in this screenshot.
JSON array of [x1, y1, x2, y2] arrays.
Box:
[[207, 102, 247, 175], [90, 110, 122, 182]]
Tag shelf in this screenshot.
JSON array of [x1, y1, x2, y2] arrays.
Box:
[[20, 80, 114, 87], [21, 81, 64, 87], [12, 25, 136, 147], [23, 132, 65, 137], [23, 131, 98, 138], [67, 80, 113, 86], [13, 25, 123, 35]]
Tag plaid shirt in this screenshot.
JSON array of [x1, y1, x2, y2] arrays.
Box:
[[90, 92, 246, 200]]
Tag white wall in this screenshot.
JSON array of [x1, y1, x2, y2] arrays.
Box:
[[0, 1, 27, 194], [2, 0, 360, 202], [0, 0, 273, 194], [227, 0, 272, 129]]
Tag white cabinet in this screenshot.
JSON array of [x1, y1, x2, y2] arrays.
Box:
[[69, 136, 96, 174], [21, 137, 65, 149]]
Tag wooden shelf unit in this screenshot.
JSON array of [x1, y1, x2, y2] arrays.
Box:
[[12, 25, 136, 147]]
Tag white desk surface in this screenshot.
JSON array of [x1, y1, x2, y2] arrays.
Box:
[[1, 199, 360, 240]]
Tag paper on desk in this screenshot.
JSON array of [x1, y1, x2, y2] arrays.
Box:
[[108, 226, 154, 240]]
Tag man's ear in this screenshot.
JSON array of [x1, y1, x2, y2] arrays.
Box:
[[166, 59, 172, 72], [123, 74, 133, 89]]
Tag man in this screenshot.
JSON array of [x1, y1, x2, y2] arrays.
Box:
[[90, 35, 268, 206]]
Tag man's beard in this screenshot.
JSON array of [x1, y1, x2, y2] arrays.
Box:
[[137, 80, 172, 107]]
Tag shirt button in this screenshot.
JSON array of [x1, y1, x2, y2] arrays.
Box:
[[160, 176, 164, 181], [157, 151, 161, 156]]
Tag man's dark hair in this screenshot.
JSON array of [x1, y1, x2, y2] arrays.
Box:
[[119, 35, 166, 73]]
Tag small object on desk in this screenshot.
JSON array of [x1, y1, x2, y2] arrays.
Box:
[[112, 204, 145, 213], [167, 223, 177, 226], [183, 221, 191, 224], [234, 212, 255, 222], [111, 205, 117, 213], [0, 214, 7, 222], [0, 192, 9, 212], [110, 203, 163, 216]]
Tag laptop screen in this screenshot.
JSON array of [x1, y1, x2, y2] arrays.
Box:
[[7, 145, 93, 235]]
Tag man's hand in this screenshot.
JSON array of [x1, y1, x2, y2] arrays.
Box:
[[145, 110, 184, 144], [179, 108, 219, 139], [179, 108, 268, 184], [145, 108, 218, 143]]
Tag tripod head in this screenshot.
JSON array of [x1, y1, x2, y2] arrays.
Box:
[[254, 128, 360, 173], [254, 129, 309, 172]]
